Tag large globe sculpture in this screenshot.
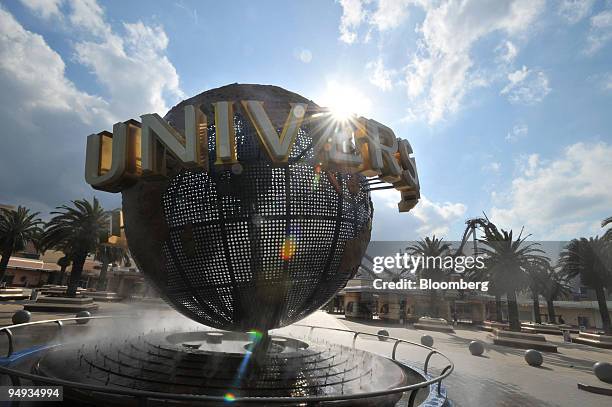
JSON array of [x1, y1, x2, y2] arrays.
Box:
[[122, 84, 373, 332]]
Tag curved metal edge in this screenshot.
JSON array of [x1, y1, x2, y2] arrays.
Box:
[[0, 315, 119, 332], [0, 317, 455, 404], [424, 350, 438, 374], [2, 329, 13, 358], [295, 324, 454, 371]]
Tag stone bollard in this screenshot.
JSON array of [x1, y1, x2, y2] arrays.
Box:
[[524, 349, 543, 367], [421, 334, 434, 347], [593, 362, 612, 384], [12, 310, 31, 325], [469, 340, 485, 356], [377, 330, 390, 341], [75, 310, 91, 325]]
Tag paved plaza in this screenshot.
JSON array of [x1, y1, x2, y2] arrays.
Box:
[[0, 300, 611, 406], [323, 313, 612, 407]]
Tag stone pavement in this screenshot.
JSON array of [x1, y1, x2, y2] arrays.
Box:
[[1, 299, 610, 406], [326, 314, 612, 407]]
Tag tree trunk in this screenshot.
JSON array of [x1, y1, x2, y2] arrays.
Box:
[[547, 299, 556, 323], [430, 291, 439, 317], [506, 290, 521, 332], [0, 244, 14, 285], [96, 262, 109, 291], [58, 265, 67, 286], [495, 293, 503, 322], [594, 285, 611, 334], [66, 253, 86, 298], [532, 291, 541, 324]]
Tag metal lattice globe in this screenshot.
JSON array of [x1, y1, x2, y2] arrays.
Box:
[[122, 84, 373, 332]]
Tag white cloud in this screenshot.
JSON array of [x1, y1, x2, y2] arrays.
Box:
[[0, 7, 109, 122], [338, 0, 367, 44], [496, 40, 518, 63], [490, 142, 612, 239], [18, 0, 182, 117], [558, 0, 594, 24], [404, 0, 545, 124], [74, 20, 183, 118], [67, 0, 109, 37], [0, 6, 112, 212], [410, 196, 467, 237], [366, 58, 395, 91], [506, 123, 529, 142], [370, 0, 411, 31], [371, 190, 467, 239], [335, 0, 546, 123], [501, 66, 551, 104], [19, 0, 63, 19], [0, 2, 183, 214], [586, 9, 612, 54], [483, 162, 501, 173]]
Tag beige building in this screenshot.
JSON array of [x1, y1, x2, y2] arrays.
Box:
[[338, 277, 612, 331]]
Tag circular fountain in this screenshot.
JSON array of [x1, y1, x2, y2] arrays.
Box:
[[0, 317, 452, 406], [33, 329, 411, 405]]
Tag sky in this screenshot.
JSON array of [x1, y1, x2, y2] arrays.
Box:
[[0, 0, 611, 242]]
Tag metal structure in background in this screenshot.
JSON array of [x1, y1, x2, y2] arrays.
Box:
[[0, 317, 452, 406]]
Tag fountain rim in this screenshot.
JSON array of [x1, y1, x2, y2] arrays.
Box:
[[0, 315, 453, 405]]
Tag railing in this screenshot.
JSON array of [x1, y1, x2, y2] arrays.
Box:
[[0, 317, 453, 406], [297, 324, 454, 383]]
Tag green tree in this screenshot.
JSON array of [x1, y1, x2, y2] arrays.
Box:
[[466, 255, 505, 322], [559, 237, 612, 334], [40, 198, 108, 297], [541, 266, 570, 324], [479, 227, 547, 332], [525, 259, 555, 324], [55, 255, 71, 285], [0, 206, 43, 284], [95, 244, 130, 291], [407, 236, 451, 318]]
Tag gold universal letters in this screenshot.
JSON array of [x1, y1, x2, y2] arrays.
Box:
[[84, 101, 420, 212]]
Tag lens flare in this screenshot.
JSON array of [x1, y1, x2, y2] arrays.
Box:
[[318, 81, 372, 122], [247, 330, 263, 343], [224, 392, 236, 402], [281, 237, 297, 260]]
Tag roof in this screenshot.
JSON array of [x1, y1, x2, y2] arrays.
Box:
[[6, 257, 56, 273]]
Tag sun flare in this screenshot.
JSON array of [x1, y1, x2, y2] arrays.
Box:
[[318, 81, 372, 122]]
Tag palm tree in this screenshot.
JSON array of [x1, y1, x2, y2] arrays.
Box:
[[40, 198, 108, 297], [541, 266, 570, 324], [466, 265, 505, 322], [95, 244, 130, 291], [525, 259, 561, 324], [559, 237, 612, 334], [478, 226, 548, 332], [55, 255, 71, 285], [0, 206, 43, 284], [407, 236, 451, 318]]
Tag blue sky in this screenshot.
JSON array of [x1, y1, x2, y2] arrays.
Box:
[[0, 0, 611, 241]]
